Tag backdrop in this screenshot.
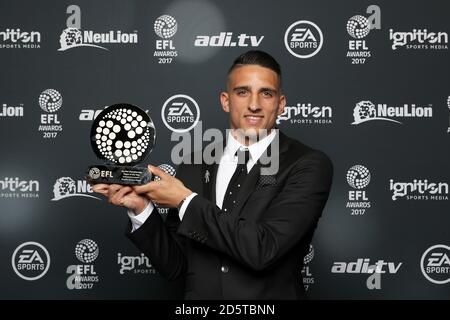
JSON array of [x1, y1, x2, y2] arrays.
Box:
[[1, 0, 449, 299]]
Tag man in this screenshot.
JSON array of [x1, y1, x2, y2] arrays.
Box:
[[93, 50, 333, 299]]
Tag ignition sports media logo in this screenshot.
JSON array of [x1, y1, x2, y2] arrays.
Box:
[[66, 239, 100, 290], [58, 5, 138, 52], [284, 20, 323, 58], [390, 179, 449, 201], [154, 15, 178, 64], [301, 245, 315, 291], [38, 89, 63, 139], [12, 242, 50, 280], [389, 29, 448, 50], [276, 102, 333, 125], [332, 257, 402, 290], [0, 28, 41, 49], [0, 103, 24, 117], [0, 177, 39, 199], [346, 5, 381, 64], [51, 177, 100, 201], [351, 100, 433, 125], [346, 165, 371, 215], [161, 94, 200, 133], [117, 253, 157, 275], [420, 244, 450, 284]]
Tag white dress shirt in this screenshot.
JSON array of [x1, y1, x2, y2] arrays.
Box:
[[128, 130, 277, 232]]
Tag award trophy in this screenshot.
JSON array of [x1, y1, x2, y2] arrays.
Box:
[[86, 103, 156, 185]]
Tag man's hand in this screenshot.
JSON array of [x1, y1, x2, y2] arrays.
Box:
[[92, 184, 148, 215], [133, 165, 193, 208]]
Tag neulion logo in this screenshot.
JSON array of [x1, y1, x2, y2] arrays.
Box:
[[352, 100, 432, 125], [58, 27, 138, 51], [390, 179, 449, 201], [51, 177, 100, 201]]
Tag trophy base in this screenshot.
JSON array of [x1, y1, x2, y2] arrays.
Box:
[[86, 165, 153, 185]]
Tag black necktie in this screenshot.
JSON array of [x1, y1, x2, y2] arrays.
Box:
[[221, 148, 250, 213]]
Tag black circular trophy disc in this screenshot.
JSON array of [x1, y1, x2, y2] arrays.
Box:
[[86, 103, 156, 185]]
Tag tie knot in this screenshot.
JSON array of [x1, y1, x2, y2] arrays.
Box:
[[235, 148, 250, 165]]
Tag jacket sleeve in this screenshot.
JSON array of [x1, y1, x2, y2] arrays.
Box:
[[125, 166, 188, 281], [177, 151, 333, 272]]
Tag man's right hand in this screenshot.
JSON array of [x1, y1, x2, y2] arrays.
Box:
[[92, 184, 148, 215]]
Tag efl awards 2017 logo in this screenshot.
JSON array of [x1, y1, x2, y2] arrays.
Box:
[[346, 5, 381, 64], [346, 165, 371, 215], [284, 20, 323, 59], [38, 89, 63, 139], [58, 5, 138, 52], [153, 15, 178, 64], [66, 239, 100, 290], [301, 245, 315, 291]]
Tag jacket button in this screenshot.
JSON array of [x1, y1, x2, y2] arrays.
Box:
[[221, 265, 229, 274]]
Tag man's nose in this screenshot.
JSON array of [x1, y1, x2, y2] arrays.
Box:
[[248, 93, 261, 111]]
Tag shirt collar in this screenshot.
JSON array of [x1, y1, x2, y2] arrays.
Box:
[[224, 129, 277, 164]]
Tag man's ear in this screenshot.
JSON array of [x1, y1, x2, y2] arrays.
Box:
[[277, 94, 286, 116], [220, 92, 230, 113]]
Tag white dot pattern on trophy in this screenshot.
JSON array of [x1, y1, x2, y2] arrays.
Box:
[[38, 89, 63, 112], [346, 165, 371, 189], [75, 239, 99, 263], [346, 15, 370, 39], [94, 106, 154, 164]]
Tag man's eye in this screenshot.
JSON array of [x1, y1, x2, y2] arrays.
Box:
[[262, 91, 273, 97], [237, 90, 248, 96]]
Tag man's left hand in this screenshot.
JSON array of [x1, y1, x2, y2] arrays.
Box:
[[133, 165, 193, 208]]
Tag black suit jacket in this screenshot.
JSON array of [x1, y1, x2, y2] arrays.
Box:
[[127, 131, 333, 299]]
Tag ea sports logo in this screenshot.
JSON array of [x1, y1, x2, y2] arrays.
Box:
[[420, 244, 450, 284], [154, 15, 177, 39], [161, 94, 200, 133], [347, 15, 370, 39], [347, 165, 371, 189], [39, 89, 62, 112], [11, 242, 51, 281], [284, 20, 323, 58]]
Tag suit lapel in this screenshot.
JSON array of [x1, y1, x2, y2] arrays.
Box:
[[203, 162, 218, 203], [202, 139, 225, 204], [233, 131, 290, 216]]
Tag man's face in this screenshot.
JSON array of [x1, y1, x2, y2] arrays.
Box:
[[220, 64, 286, 136]]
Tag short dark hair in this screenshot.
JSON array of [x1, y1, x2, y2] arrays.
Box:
[[227, 50, 282, 84]]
